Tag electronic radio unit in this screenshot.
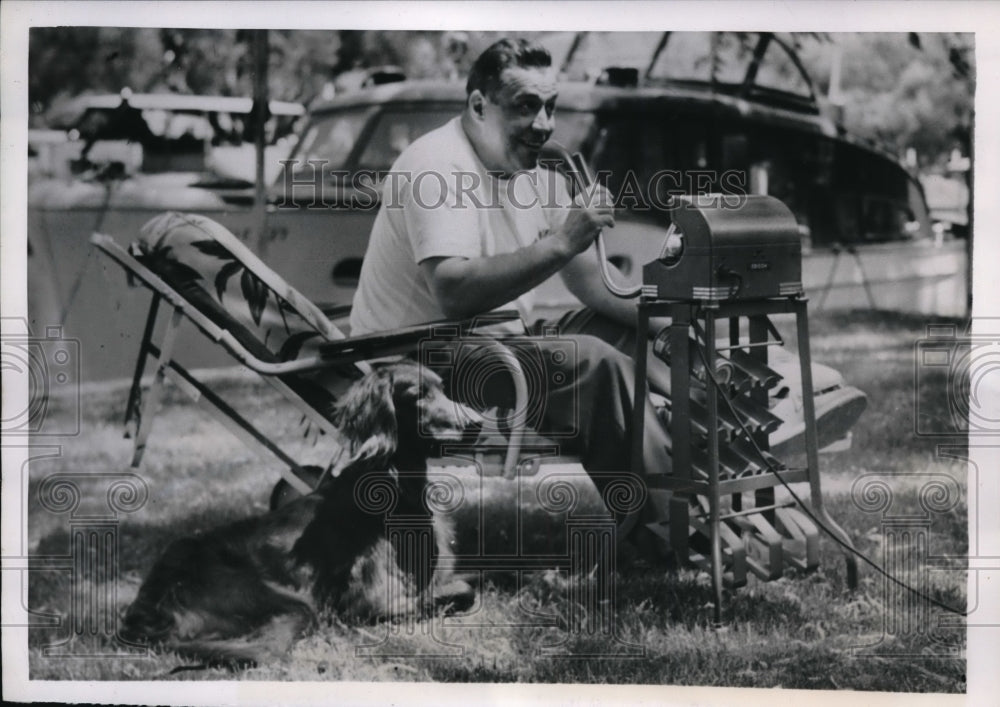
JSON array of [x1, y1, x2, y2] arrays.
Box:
[[642, 194, 803, 302]]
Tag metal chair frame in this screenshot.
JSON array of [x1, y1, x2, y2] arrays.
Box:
[[91, 232, 539, 495]]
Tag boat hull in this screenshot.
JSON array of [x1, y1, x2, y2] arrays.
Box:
[[27, 202, 968, 382]]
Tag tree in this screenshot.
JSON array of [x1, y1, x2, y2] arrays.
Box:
[[30, 28, 346, 123], [30, 28, 974, 172], [796, 32, 973, 169], [29, 27, 164, 123]]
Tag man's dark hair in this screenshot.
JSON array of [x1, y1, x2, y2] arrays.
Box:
[[466, 38, 552, 100]]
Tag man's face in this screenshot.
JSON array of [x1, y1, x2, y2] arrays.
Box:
[[477, 66, 558, 176]]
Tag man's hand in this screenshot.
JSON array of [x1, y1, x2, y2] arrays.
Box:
[[422, 185, 616, 321], [551, 183, 616, 256]]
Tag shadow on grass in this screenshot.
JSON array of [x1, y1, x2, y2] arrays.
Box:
[[27, 503, 260, 653]]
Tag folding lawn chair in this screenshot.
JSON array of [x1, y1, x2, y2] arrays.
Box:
[[91, 211, 555, 504]]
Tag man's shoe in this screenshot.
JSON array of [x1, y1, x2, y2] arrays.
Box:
[[763, 347, 868, 456], [769, 383, 868, 456]]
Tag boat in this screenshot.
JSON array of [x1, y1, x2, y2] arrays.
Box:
[[27, 32, 969, 381]]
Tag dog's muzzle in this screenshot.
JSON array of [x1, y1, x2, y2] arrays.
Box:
[[459, 403, 486, 444], [455, 402, 484, 429]]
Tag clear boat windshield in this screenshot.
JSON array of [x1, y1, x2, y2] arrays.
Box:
[[562, 31, 813, 100]]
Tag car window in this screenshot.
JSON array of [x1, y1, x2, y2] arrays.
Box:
[[294, 108, 372, 170], [141, 110, 215, 141], [356, 109, 455, 171], [354, 108, 595, 172]]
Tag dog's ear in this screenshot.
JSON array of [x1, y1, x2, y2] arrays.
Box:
[[331, 369, 397, 463]]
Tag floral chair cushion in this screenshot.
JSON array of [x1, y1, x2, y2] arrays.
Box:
[[137, 211, 343, 363], [136, 211, 361, 408]]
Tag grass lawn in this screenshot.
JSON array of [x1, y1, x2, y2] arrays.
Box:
[[22, 309, 968, 690]]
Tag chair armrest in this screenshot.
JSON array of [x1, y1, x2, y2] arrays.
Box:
[[316, 310, 522, 364], [93, 229, 529, 477], [229, 310, 529, 478]]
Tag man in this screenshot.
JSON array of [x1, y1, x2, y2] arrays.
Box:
[[350, 38, 673, 545], [349, 38, 865, 553]]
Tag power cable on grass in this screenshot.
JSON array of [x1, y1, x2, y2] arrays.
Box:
[[693, 338, 967, 618]]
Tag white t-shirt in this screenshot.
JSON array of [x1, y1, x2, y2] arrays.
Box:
[[349, 117, 570, 335]]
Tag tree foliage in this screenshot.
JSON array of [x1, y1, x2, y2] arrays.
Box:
[[29, 28, 345, 124], [28, 29, 973, 167], [796, 32, 974, 168], [29, 27, 164, 115]]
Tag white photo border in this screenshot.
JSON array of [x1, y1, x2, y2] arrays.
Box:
[[3, 2, 997, 705]]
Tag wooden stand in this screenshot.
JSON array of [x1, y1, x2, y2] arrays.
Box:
[[631, 295, 858, 625]]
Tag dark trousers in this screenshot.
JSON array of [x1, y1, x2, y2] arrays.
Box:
[[422, 309, 672, 529]]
